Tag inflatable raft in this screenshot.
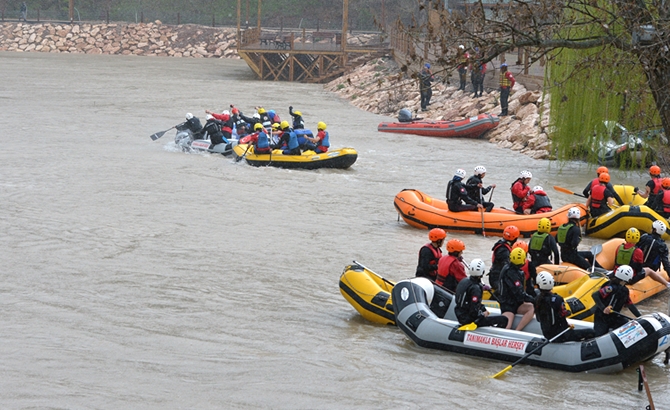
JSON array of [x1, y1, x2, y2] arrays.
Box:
[[377, 113, 499, 138], [393, 277, 670, 373], [394, 189, 588, 238], [232, 144, 357, 170], [585, 205, 670, 240], [339, 262, 396, 325]]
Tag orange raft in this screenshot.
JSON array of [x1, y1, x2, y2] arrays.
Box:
[[394, 188, 588, 238], [377, 113, 499, 138]]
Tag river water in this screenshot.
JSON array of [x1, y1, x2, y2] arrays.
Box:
[[1, 51, 668, 409]]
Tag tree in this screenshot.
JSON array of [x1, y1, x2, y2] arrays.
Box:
[[402, 0, 670, 148]]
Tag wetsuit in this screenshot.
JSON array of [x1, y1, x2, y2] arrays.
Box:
[[447, 177, 480, 212], [455, 277, 508, 328], [535, 291, 595, 341]]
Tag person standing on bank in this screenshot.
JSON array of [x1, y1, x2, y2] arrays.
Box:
[[499, 63, 515, 116], [419, 63, 433, 112], [447, 169, 484, 212], [20, 2, 27, 22], [466, 165, 496, 212], [456, 45, 469, 91], [455, 259, 508, 329], [416, 228, 447, 281]]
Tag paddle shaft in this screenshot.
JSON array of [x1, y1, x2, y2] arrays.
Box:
[[236, 144, 252, 162], [553, 185, 587, 198], [480, 188, 486, 237], [492, 326, 571, 378], [150, 123, 182, 141]]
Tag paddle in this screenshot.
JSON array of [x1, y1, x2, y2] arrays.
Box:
[[590, 244, 603, 273], [488, 185, 495, 202], [491, 326, 572, 379], [479, 188, 486, 237], [150, 123, 181, 141], [352, 260, 396, 287], [458, 322, 477, 331], [553, 185, 587, 198], [236, 143, 252, 162]]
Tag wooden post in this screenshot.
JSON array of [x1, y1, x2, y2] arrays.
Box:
[[341, 0, 348, 51], [637, 365, 655, 410]]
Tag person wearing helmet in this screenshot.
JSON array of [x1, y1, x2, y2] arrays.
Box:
[[582, 166, 624, 205], [436, 239, 467, 291], [488, 225, 520, 291], [534, 271, 595, 342], [497, 247, 536, 330], [591, 265, 642, 337], [557, 206, 598, 270], [184, 112, 203, 134], [245, 122, 272, 154], [469, 48, 486, 98], [267, 109, 280, 124], [200, 113, 229, 146], [465, 165, 496, 212], [419, 63, 434, 111], [447, 169, 484, 212], [288, 106, 305, 129], [586, 172, 615, 218], [636, 220, 670, 290], [525, 185, 553, 214], [229, 106, 249, 138], [204, 109, 234, 143], [454, 259, 508, 329], [302, 121, 330, 153], [499, 62, 515, 116], [651, 177, 670, 217], [529, 217, 560, 266], [273, 120, 301, 155], [513, 241, 537, 295], [510, 170, 532, 214], [636, 165, 662, 206], [616, 227, 670, 288], [456, 45, 469, 91], [416, 228, 447, 281]]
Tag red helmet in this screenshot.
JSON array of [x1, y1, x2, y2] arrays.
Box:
[[596, 166, 609, 176], [428, 228, 447, 242], [446, 239, 466, 253], [662, 178, 670, 189], [512, 240, 529, 253], [232, 107, 240, 115], [650, 165, 661, 176], [598, 172, 610, 183], [503, 225, 520, 241]]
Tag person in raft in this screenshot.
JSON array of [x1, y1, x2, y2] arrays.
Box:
[[557, 206, 600, 270], [582, 166, 624, 205], [465, 165, 495, 212], [273, 120, 301, 155], [416, 228, 446, 281], [447, 168, 484, 212], [302, 121, 330, 153], [591, 265, 641, 337], [528, 218, 560, 266], [488, 225, 520, 292], [497, 247, 536, 331], [455, 259, 508, 328], [510, 170, 532, 214], [586, 172, 616, 218], [435, 238, 467, 292]]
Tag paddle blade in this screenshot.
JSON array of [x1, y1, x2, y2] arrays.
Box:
[[491, 365, 513, 379], [150, 130, 167, 141], [553, 185, 575, 195], [458, 323, 477, 331]]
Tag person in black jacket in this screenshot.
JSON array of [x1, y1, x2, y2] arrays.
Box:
[[557, 207, 599, 270], [591, 265, 641, 337], [582, 166, 624, 205], [637, 220, 670, 291], [288, 106, 305, 129], [528, 217, 560, 266], [535, 271, 595, 341], [488, 225, 519, 292], [498, 248, 535, 330], [184, 113, 203, 135], [415, 228, 446, 281], [465, 165, 495, 212], [455, 259, 508, 328], [447, 169, 483, 212]]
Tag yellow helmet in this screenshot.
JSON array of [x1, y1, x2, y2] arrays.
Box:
[[254, 123, 263, 131], [509, 248, 526, 266], [280, 120, 290, 130], [258, 108, 266, 114], [537, 218, 551, 234], [625, 227, 640, 244], [271, 123, 280, 130], [317, 121, 327, 130], [294, 110, 302, 116]]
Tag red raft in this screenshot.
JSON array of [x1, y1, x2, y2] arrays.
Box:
[[377, 113, 499, 138]]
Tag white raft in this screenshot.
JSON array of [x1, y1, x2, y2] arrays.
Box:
[[392, 277, 670, 373]]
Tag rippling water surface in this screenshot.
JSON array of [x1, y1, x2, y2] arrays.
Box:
[[0, 52, 668, 408]]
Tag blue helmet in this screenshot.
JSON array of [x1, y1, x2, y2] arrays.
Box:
[[268, 110, 275, 117], [500, 63, 508, 68], [425, 63, 431, 69]]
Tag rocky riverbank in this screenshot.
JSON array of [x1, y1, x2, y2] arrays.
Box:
[[0, 21, 239, 58], [324, 58, 553, 160]]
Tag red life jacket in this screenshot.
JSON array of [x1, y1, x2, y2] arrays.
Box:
[[435, 255, 457, 287], [520, 260, 530, 282], [662, 190, 670, 213], [420, 242, 443, 271], [590, 184, 606, 209], [651, 177, 662, 194]]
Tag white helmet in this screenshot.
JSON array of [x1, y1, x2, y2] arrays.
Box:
[[567, 207, 581, 219], [458, 44, 465, 50], [222, 110, 230, 115], [653, 220, 667, 235], [415, 277, 435, 305], [186, 113, 194, 120], [206, 114, 213, 120], [455, 168, 467, 179], [536, 271, 554, 290], [532, 185, 544, 193], [614, 265, 634, 283], [520, 170, 532, 179], [474, 165, 487, 176], [468, 258, 486, 277], [253, 113, 261, 120]]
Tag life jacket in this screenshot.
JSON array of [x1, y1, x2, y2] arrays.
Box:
[[659, 189, 670, 214], [419, 243, 442, 278], [531, 191, 552, 213], [256, 131, 270, 149], [260, 113, 272, 128], [292, 116, 305, 129], [590, 178, 599, 191], [318, 131, 330, 149], [436, 255, 458, 288], [651, 177, 662, 194], [294, 129, 310, 148], [530, 232, 548, 252], [287, 130, 299, 150], [556, 223, 574, 245], [500, 71, 512, 88], [597, 281, 629, 313], [615, 243, 636, 266], [186, 117, 203, 133], [590, 184, 606, 209], [520, 260, 530, 283], [510, 178, 528, 208]]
